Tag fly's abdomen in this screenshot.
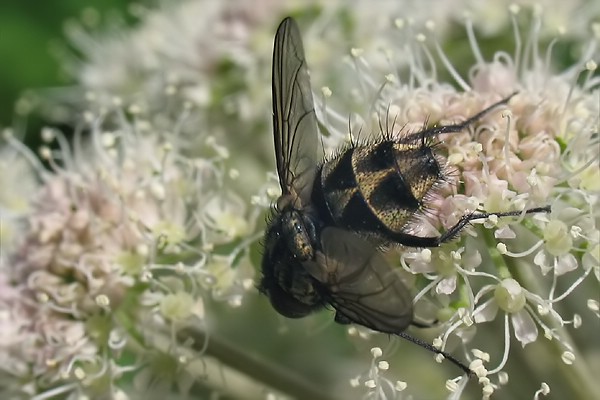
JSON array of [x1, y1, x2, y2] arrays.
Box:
[[317, 141, 443, 239]]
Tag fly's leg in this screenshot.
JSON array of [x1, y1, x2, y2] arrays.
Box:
[[398, 91, 518, 144], [389, 206, 551, 248]]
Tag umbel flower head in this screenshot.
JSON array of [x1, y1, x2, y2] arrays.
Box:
[[1, 1, 598, 399], [315, 6, 598, 399], [1, 101, 259, 398], [317, 7, 598, 399]]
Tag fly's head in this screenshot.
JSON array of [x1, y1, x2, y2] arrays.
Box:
[[260, 210, 323, 318]]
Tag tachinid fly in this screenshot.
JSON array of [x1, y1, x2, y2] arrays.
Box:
[[259, 17, 550, 374]]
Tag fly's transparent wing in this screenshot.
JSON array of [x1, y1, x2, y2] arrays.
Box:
[[272, 17, 320, 204], [304, 228, 414, 334]]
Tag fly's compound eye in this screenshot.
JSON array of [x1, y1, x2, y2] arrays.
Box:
[[265, 279, 315, 318]]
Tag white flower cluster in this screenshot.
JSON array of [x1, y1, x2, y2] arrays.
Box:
[[312, 3, 598, 399], [1, 94, 261, 398]]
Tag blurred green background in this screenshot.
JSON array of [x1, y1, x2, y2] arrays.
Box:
[[0, 1, 135, 128]]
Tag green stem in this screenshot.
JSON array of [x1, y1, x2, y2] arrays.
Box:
[[481, 228, 511, 279], [178, 326, 340, 400]]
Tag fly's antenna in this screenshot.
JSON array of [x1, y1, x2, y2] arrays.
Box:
[[395, 331, 474, 376]]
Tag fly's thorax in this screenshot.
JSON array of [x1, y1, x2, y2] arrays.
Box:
[[318, 140, 444, 237]]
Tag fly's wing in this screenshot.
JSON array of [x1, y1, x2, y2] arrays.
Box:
[[304, 228, 414, 334], [272, 17, 320, 204]]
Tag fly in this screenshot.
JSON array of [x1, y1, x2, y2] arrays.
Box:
[[259, 17, 550, 375]]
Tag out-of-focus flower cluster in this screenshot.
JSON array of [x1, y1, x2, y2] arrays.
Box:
[[1, 0, 598, 399], [0, 97, 261, 398]]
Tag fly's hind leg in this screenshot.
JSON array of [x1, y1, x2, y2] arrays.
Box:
[[389, 206, 551, 248], [434, 206, 551, 245], [398, 91, 518, 144]]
